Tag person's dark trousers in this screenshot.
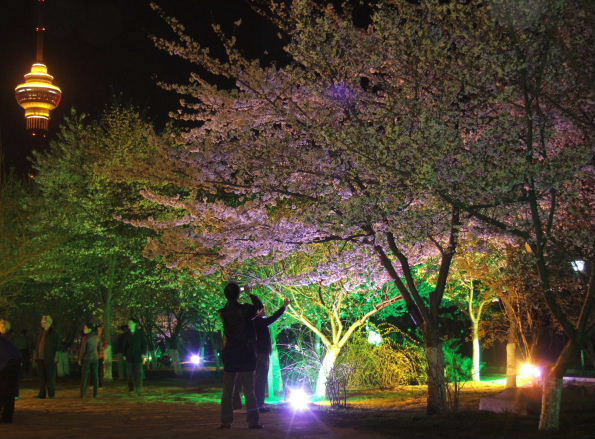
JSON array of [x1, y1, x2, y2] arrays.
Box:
[[80, 359, 99, 398], [233, 354, 270, 409], [98, 358, 104, 388], [254, 353, 270, 408], [127, 362, 143, 394], [0, 360, 21, 423], [36, 359, 56, 398], [221, 371, 259, 427]]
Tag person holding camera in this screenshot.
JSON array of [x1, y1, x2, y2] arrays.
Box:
[[218, 282, 262, 429]]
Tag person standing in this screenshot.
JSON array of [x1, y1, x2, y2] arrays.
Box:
[[78, 324, 100, 398], [121, 319, 147, 395], [33, 315, 59, 399], [0, 319, 22, 423], [248, 295, 288, 412], [219, 282, 261, 429]]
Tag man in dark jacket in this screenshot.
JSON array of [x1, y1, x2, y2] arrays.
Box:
[[234, 295, 288, 412], [218, 282, 261, 429], [121, 318, 147, 395], [33, 315, 59, 399], [78, 323, 101, 398], [0, 319, 22, 423]]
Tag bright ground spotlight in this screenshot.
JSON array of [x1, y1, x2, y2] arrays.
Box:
[[189, 354, 202, 366], [288, 388, 311, 411], [519, 362, 542, 379]]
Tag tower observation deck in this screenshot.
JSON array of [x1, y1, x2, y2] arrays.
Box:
[[15, 0, 62, 134]]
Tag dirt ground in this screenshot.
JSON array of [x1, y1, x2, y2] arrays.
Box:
[[2, 374, 594, 438]]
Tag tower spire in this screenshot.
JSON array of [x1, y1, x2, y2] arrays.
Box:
[[15, 0, 62, 135], [36, 0, 45, 63]]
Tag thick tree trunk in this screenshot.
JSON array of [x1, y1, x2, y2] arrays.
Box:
[[314, 345, 340, 399], [472, 322, 481, 381], [539, 372, 564, 432], [426, 342, 449, 414], [506, 342, 517, 388], [538, 341, 575, 432], [171, 348, 182, 376]]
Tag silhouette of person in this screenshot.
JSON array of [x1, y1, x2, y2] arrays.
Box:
[[33, 315, 59, 399], [234, 295, 288, 411], [78, 323, 101, 398], [218, 282, 262, 429], [0, 319, 22, 423]]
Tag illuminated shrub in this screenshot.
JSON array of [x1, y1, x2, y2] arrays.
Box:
[[339, 330, 428, 390]]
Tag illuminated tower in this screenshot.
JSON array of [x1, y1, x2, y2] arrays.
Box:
[[15, 0, 62, 135]]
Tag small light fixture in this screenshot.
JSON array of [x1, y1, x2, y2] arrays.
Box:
[[571, 260, 585, 273]]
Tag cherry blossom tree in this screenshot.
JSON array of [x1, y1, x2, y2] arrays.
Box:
[[114, 0, 479, 414], [440, 237, 504, 382], [241, 245, 404, 397], [409, 0, 595, 430], [116, 0, 592, 425]]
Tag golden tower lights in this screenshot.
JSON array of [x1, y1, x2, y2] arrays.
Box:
[[15, 0, 62, 135]]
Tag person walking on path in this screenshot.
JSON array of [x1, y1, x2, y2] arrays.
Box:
[[121, 318, 147, 395], [33, 315, 59, 399], [0, 319, 22, 423], [78, 323, 101, 398], [219, 282, 262, 429], [234, 295, 289, 412]]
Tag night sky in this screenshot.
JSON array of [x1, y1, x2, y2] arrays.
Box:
[[0, 0, 281, 172]]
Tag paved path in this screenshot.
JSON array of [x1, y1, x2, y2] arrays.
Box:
[[2, 380, 388, 439]]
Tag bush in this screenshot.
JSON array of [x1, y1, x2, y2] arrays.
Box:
[[326, 362, 355, 408], [339, 328, 427, 390], [278, 338, 322, 392], [443, 339, 473, 410]]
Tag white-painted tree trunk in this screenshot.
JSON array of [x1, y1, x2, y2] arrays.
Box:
[[506, 342, 517, 388], [314, 346, 340, 399], [472, 323, 481, 381]]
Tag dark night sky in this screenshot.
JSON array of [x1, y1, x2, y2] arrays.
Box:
[[0, 0, 281, 172]]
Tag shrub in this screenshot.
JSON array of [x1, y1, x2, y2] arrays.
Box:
[[339, 327, 427, 390], [443, 339, 473, 409]]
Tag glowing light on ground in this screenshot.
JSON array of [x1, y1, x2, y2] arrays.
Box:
[[287, 388, 311, 411], [189, 354, 202, 366]]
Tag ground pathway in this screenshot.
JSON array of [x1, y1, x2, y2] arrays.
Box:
[[3, 375, 593, 438], [2, 377, 389, 439]]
